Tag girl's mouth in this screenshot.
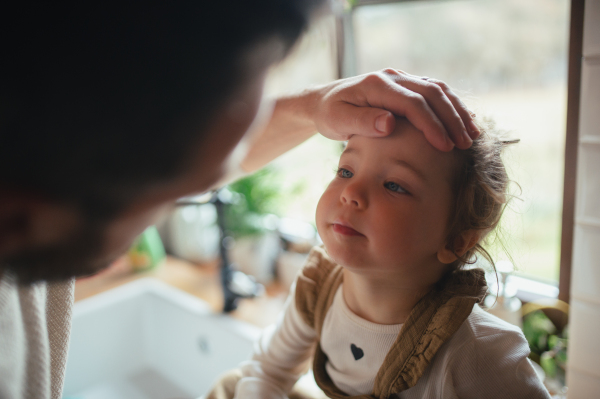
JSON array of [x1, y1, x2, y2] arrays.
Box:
[[332, 223, 364, 237]]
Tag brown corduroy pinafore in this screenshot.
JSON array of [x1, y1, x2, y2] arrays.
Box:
[[206, 246, 487, 399]]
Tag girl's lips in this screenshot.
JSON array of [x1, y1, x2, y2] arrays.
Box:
[[332, 223, 364, 237]]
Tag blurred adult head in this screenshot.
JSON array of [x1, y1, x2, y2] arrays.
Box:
[[0, 1, 325, 284]]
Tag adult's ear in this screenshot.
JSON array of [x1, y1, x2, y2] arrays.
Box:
[[437, 230, 481, 265], [0, 190, 80, 257]]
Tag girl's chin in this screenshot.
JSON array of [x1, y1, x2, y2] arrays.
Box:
[[323, 243, 364, 268]]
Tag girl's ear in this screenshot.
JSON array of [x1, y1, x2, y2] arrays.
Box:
[[437, 230, 481, 264]]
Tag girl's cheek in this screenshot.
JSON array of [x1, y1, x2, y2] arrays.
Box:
[[315, 195, 327, 232]]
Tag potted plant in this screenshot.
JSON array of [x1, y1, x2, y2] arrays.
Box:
[[225, 167, 284, 283]]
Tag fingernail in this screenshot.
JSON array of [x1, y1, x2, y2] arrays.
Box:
[[376, 114, 388, 133], [467, 120, 480, 139], [463, 131, 473, 147], [445, 134, 455, 150]]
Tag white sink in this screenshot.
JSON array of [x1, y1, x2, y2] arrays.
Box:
[[63, 278, 261, 399]]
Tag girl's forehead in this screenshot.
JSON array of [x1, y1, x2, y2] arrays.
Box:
[[345, 122, 432, 158], [344, 124, 461, 182]]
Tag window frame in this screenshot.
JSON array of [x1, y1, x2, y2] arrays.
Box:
[[558, 0, 585, 304]]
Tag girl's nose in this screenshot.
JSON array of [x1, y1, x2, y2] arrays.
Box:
[[341, 181, 367, 209]]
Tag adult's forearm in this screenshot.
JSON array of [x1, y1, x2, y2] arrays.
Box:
[[240, 90, 320, 174]]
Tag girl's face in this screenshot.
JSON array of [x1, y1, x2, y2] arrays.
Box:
[[316, 119, 461, 285]]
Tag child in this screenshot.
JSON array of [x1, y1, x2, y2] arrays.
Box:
[[206, 117, 551, 399]]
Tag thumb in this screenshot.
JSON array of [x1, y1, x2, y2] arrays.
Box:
[[326, 104, 395, 139]]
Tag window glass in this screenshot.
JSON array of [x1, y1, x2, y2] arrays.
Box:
[[264, 15, 337, 97], [353, 0, 569, 283]]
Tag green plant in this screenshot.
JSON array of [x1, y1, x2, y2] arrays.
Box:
[[522, 310, 568, 386], [225, 167, 283, 238]]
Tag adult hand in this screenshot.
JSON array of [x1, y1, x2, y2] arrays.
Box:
[[310, 69, 479, 151]]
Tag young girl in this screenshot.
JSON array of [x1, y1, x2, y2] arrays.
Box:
[[206, 118, 551, 399]]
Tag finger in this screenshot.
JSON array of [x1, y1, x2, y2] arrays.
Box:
[[396, 72, 479, 141], [324, 103, 396, 139], [396, 75, 472, 149], [427, 78, 480, 140], [364, 83, 454, 151], [397, 92, 454, 151]]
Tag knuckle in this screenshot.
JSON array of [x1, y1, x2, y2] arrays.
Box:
[[362, 72, 386, 86], [429, 78, 450, 91], [406, 92, 427, 108], [381, 67, 400, 76], [423, 83, 446, 99]]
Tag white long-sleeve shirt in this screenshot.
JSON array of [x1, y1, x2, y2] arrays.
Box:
[[235, 282, 551, 399]]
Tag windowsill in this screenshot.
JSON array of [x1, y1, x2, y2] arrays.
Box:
[[511, 275, 560, 304]]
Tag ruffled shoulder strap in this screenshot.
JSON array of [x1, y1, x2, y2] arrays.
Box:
[[294, 246, 344, 339]]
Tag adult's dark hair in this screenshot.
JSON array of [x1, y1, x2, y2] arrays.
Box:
[[0, 1, 325, 217]]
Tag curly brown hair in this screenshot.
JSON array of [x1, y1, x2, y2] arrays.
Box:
[[445, 117, 519, 271]]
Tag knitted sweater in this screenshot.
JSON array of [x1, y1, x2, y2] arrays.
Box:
[[0, 272, 74, 399]]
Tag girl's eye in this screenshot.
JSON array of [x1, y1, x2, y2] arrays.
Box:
[[384, 181, 408, 194], [337, 168, 353, 178]]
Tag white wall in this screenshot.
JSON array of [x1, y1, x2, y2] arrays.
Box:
[[566, 1, 600, 397]]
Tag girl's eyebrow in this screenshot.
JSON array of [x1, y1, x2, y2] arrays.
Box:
[[343, 146, 428, 182], [391, 158, 428, 182], [341, 146, 358, 156]]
